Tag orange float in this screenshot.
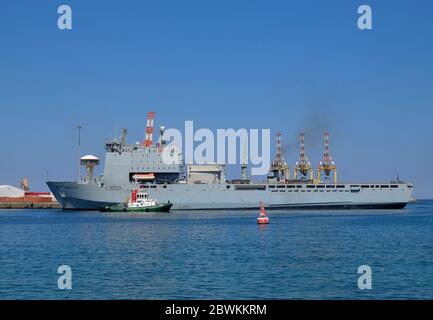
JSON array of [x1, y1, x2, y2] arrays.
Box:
[[257, 201, 269, 224]]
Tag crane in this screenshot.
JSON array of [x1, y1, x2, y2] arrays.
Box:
[[294, 133, 313, 182], [144, 112, 155, 147], [317, 131, 337, 183]]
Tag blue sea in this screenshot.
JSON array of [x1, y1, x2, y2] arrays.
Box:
[[1, 201, 433, 300]]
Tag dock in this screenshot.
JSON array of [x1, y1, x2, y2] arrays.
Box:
[[0, 189, 60, 210], [0, 201, 60, 209]]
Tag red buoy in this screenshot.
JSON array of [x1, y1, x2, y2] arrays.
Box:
[[257, 201, 269, 224]]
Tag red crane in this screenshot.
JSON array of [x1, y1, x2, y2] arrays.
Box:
[[144, 112, 155, 147]]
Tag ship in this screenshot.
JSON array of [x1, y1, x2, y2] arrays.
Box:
[[101, 188, 173, 213], [47, 113, 414, 210]]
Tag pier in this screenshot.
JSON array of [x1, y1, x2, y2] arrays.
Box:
[[0, 201, 60, 209]]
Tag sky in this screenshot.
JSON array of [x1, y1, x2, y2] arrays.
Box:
[[0, 0, 432, 198]]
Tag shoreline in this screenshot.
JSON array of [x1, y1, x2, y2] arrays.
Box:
[[0, 202, 60, 209]]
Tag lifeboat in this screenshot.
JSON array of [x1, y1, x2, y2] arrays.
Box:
[[257, 201, 269, 224]]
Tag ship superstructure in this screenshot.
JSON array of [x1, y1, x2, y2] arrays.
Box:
[[47, 112, 414, 210]]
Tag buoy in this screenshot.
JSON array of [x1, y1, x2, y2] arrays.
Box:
[[257, 201, 269, 224]]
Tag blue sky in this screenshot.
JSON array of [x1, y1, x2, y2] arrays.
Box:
[[0, 0, 432, 197]]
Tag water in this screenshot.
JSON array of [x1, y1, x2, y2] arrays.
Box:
[[1, 201, 433, 300]]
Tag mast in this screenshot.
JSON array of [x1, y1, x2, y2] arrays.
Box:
[[144, 111, 155, 147], [121, 127, 127, 145]]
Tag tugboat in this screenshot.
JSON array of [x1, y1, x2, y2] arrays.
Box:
[[101, 188, 172, 213], [257, 201, 269, 224]]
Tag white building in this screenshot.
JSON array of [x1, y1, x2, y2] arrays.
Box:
[[0, 185, 25, 198]]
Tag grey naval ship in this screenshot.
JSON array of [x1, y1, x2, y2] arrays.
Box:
[[47, 113, 413, 210]]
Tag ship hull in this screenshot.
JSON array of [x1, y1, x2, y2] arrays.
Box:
[[47, 181, 413, 211], [101, 203, 173, 213]]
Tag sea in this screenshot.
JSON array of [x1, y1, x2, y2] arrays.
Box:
[[1, 200, 433, 300]]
